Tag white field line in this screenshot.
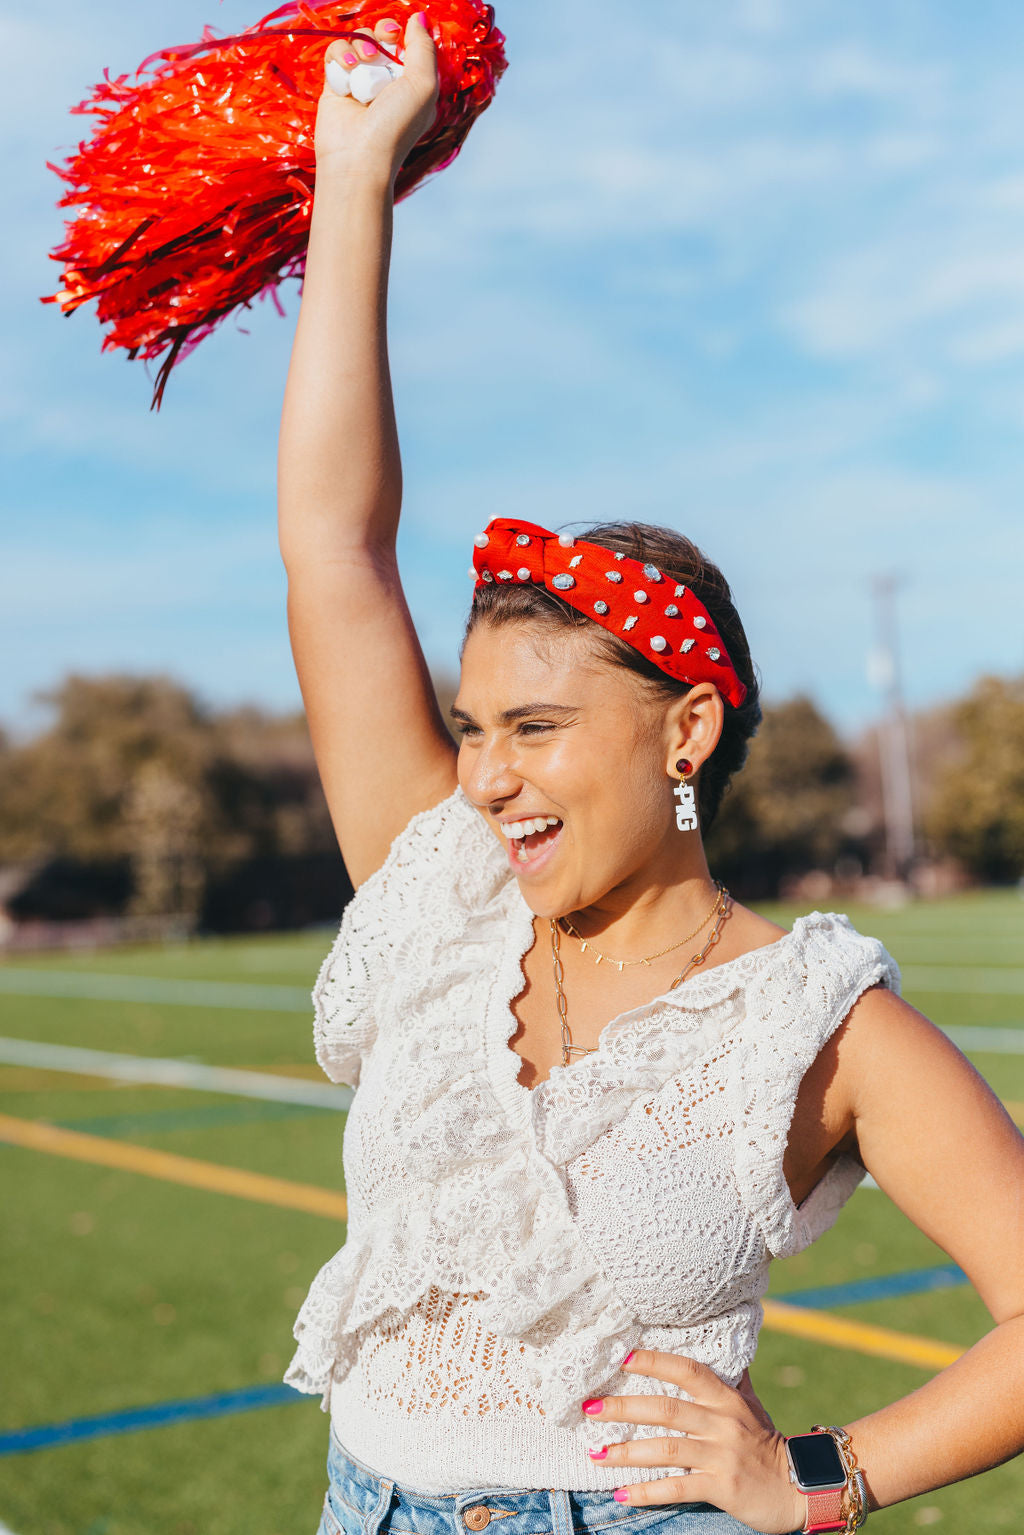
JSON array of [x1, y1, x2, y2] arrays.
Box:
[[1, 963, 1024, 1011], [0, 1038, 351, 1111], [902, 966, 1024, 995], [944, 1026, 1024, 1054], [0, 968, 311, 1011]]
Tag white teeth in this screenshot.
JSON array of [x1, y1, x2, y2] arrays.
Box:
[[501, 816, 562, 840], [516, 846, 529, 861]]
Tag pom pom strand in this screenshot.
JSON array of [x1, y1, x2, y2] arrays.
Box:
[[41, 2, 507, 408]]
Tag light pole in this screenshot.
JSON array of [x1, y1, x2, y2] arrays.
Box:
[[870, 574, 916, 881]]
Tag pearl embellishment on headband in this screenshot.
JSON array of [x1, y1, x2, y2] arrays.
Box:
[[474, 533, 490, 548], [634, 590, 649, 603], [693, 616, 707, 630], [517, 567, 531, 580], [558, 534, 575, 547], [650, 635, 667, 652]]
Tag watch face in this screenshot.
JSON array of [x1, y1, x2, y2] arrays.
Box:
[[787, 1433, 846, 1489]]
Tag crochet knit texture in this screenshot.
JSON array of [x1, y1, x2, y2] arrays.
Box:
[[285, 787, 900, 1492]]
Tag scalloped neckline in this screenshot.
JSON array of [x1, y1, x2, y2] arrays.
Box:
[[493, 882, 806, 1104]]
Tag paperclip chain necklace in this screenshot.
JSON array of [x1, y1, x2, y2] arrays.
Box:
[[549, 883, 732, 1066]]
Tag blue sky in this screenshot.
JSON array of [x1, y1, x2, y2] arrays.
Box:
[[4, 0, 1024, 739]]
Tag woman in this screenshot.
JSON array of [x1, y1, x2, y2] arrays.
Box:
[[277, 16, 1024, 1535]]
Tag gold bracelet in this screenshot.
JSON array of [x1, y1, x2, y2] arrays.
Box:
[[811, 1425, 867, 1531]]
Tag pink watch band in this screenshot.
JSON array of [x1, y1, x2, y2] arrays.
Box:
[[802, 1486, 847, 1533]]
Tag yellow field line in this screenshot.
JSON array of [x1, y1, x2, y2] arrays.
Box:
[[0, 1110, 975, 1376], [0, 1064, 325, 1092], [0, 1112, 348, 1222], [762, 1299, 965, 1370]]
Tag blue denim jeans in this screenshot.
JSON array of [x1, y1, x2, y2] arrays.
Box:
[[317, 1428, 800, 1535]]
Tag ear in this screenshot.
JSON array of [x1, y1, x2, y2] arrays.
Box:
[[663, 683, 724, 778]]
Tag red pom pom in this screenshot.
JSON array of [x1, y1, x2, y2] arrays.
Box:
[[41, 2, 508, 408]]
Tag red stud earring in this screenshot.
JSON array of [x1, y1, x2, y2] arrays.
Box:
[[673, 759, 698, 832]]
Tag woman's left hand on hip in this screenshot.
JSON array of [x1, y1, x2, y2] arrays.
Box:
[[582, 1349, 805, 1535]]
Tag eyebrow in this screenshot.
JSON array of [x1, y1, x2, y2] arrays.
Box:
[[449, 702, 579, 726]]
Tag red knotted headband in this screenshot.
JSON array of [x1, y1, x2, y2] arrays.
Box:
[[470, 518, 748, 708]]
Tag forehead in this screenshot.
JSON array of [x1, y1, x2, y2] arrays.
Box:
[[456, 621, 631, 712]]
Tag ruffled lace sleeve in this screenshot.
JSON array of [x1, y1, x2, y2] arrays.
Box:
[[313, 785, 506, 1087], [732, 912, 901, 1260]]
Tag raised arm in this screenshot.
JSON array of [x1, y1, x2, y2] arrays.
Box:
[[278, 15, 458, 889]]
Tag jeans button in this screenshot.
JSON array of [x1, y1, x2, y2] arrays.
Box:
[[464, 1508, 491, 1530]]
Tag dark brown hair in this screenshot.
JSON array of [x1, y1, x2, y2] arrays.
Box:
[[461, 521, 762, 833]]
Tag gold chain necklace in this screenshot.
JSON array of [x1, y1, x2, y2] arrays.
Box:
[[559, 881, 727, 970], [548, 884, 731, 1066]]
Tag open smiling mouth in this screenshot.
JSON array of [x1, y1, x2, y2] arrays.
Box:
[[499, 816, 564, 867]]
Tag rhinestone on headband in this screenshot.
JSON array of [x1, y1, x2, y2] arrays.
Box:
[[552, 573, 575, 591]]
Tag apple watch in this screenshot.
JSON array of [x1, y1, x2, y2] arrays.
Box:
[[784, 1431, 849, 1533]]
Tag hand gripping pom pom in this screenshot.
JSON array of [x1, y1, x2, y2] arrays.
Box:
[[41, 2, 508, 409]]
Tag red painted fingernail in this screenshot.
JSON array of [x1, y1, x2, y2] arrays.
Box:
[[381, 19, 401, 31], [414, 10, 428, 24], [621, 1351, 635, 1367], [588, 1446, 608, 1460], [357, 39, 378, 57], [343, 52, 359, 64], [613, 1490, 629, 1504], [582, 1397, 604, 1415]]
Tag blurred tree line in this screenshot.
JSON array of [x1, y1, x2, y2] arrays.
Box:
[[0, 675, 342, 933], [0, 669, 1020, 936]]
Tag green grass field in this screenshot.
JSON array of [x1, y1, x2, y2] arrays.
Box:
[[1, 891, 1022, 1534]]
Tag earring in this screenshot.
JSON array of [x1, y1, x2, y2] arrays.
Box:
[[673, 758, 699, 832]]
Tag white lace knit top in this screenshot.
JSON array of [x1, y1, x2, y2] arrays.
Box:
[[285, 786, 900, 1493]]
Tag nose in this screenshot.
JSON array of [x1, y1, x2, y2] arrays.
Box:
[[460, 734, 523, 811]]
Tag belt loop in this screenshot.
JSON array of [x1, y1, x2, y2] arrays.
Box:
[[548, 1489, 574, 1535], [362, 1476, 395, 1535]]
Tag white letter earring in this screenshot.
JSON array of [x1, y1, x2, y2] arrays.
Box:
[[673, 758, 699, 832]]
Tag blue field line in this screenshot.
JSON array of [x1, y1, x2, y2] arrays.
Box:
[[776, 1263, 967, 1311], [0, 1264, 974, 1457], [0, 1384, 306, 1456]]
